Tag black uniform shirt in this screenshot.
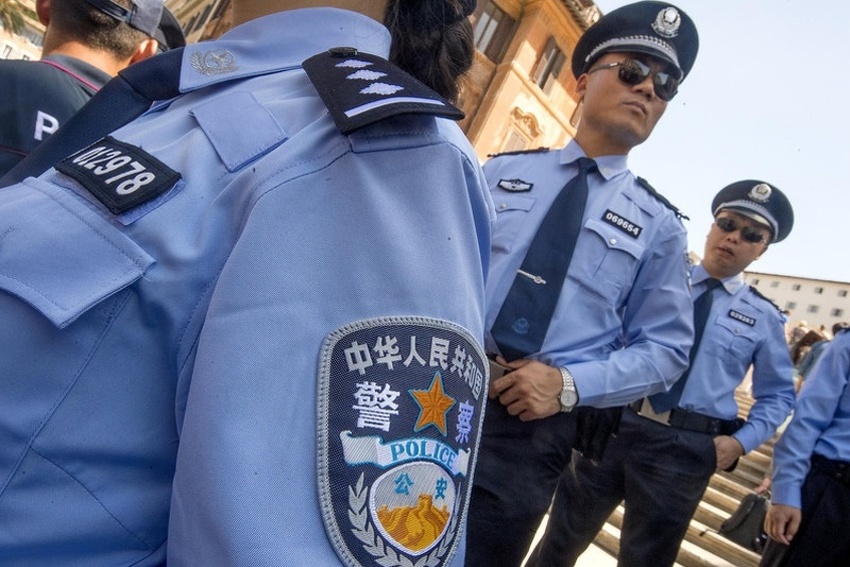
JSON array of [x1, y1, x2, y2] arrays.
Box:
[[0, 54, 110, 175]]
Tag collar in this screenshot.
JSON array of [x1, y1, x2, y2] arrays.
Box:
[[558, 139, 629, 182], [41, 54, 112, 93], [179, 8, 391, 93], [692, 264, 744, 295]]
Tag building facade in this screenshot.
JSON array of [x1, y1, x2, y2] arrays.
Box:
[[0, 0, 43, 61], [745, 271, 850, 332]]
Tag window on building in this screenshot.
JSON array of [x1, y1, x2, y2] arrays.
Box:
[[770, 281, 780, 288], [840, 290, 848, 297], [791, 284, 801, 291], [832, 308, 845, 317], [1, 44, 12, 59], [786, 301, 797, 310], [531, 38, 567, 94], [502, 130, 528, 152], [814, 287, 824, 294], [751, 278, 760, 285], [807, 305, 819, 314], [473, 1, 515, 62]]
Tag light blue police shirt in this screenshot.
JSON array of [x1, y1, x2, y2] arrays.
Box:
[[676, 265, 796, 452], [484, 140, 693, 407], [772, 330, 850, 508], [0, 8, 493, 566]]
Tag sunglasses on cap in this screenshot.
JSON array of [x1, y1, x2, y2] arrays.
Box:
[[715, 217, 769, 244], [589, 58, 680, 102]]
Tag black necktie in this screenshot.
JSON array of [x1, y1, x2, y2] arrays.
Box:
[[0, 48, 184, 188], [490, 157, 597, 361], [649, 277, 723, 413]]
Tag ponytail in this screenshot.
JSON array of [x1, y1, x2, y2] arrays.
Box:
[[384, 0, 476, 102]]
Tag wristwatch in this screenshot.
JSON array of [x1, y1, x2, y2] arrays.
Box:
[[558, 367, 578, 412]]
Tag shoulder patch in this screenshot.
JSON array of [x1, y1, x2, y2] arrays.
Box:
[[636, 177, 689, 220], [303, 47, 464, 134], [487, 147, 551, 158], [317, 316, 487, 567], [749, 285, 782, 311]]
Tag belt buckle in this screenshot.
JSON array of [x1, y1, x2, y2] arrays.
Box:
[[636, 398, 671, 426]]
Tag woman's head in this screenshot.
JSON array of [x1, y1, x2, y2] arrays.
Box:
[[384, 0, 476, 101]]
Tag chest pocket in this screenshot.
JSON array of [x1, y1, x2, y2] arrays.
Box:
[[707, 311, 759, 359], [492, 193, 535, 254], [569, 217, 646, 302], [0, 177, 153, 328]]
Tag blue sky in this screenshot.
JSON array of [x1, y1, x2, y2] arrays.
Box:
[[593, 0, 849, 282]]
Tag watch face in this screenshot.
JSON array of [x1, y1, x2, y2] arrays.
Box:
[[560, 388, 577, 408]]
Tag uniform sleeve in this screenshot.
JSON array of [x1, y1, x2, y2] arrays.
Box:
[[734, 311, 796, 453], [771, 336, 850, 508], [167, 128, 492, 563], [570, 223, 693, 407]]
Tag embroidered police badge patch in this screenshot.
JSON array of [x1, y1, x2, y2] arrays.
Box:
[[497, 179, 533, 192], [318, 317, 487, 567]]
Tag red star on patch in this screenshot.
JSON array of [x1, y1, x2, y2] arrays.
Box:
[[410, 372, 457, 436]]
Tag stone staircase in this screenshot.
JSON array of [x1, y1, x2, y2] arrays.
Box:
[[528, 387, 775, 567]]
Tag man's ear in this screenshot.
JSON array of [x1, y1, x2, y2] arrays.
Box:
[[36, 0, 51, 26], [129, 38, 159, 65], [575, 72, 588, 100]]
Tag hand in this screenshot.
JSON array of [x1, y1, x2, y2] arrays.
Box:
[[754, 475, 772, 495], [764, 503, 801, 546], [714, 435, 744, 471], [488, 358, 562, 422]]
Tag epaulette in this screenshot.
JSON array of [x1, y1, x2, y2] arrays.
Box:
[[749, 285, 782, 312], [487, 147, 551, 158], [636, 177, 689, 220], [302, 47, 463, 134]]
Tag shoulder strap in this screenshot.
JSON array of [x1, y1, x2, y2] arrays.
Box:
[[487, 147, 551, 158], [637, 176, 689, 220], [302, 47, 463, 134], [749, 285, 782, 311]]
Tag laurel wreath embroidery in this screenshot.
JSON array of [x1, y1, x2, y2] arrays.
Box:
[[348, 473, 459, 567]]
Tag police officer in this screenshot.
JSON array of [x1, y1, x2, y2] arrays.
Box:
[[465, 3, 698, 565], [528, 181, 797, 566], [762, 328, 850, 566], [0, 0, 185, 176], [0, 1, 491, 565]]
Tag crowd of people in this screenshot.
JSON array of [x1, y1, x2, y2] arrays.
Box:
[[0, 1, 847, 566]]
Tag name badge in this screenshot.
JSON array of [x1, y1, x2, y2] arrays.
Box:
[[728, 310, 756, 326], [56, 136, 181, 214], [602, 209, 642, 238]]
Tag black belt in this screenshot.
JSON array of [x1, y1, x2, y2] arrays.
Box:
[[629, 398, 743, 436], [812, 454, 850, 487]]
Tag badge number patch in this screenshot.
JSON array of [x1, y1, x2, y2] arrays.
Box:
[[318, 317, 487, 567], [56, 136, 181, 214]]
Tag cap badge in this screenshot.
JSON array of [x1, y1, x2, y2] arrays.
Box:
[[651, 7, 681, 38], [748, 183, 772, 203]]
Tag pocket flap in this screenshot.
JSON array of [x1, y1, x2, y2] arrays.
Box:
[[0, 179, 154, 328]]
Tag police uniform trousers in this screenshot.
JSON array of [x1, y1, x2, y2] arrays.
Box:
[[525, 408, 717, 567], [760, 455, 850, 567], [465, 400, 577, 567]]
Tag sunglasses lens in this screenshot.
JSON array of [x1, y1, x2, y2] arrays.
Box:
[[741, 228, 766, 244], [617, 59, 650, 86], [653, 72, 679, 101], [716, 218, 735, 232]]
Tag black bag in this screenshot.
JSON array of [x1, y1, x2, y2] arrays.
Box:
[[718, 492, 769, 553]]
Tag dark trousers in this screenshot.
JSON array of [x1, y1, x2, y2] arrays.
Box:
[[465, 400, 576, 567], [760, 456, 850, 567], [525, 409, 717, 567]]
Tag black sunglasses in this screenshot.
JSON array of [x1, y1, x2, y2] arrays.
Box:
[[715, 217, 769, 244], [589, 58, 680, 102]]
